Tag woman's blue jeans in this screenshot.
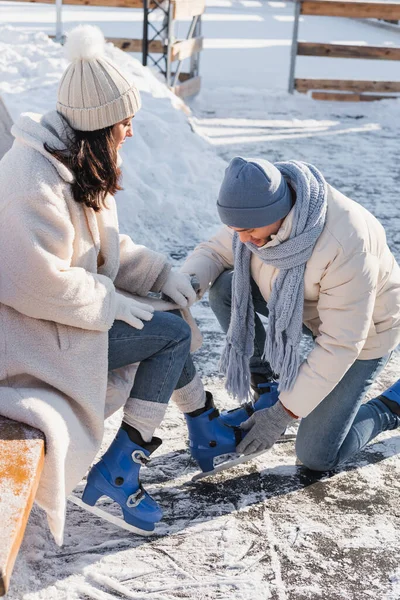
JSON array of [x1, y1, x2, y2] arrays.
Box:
[[209, 269, 399, 471], [108, 311, 196, 405]]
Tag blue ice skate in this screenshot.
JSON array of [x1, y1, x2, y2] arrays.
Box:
[[81, 423, 162, 534], [185, 392, 242, 473], [379, 379, 400, 415], [219, 381, 279, 428]]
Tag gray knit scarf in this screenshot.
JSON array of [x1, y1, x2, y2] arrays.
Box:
[[220, 161, 328, 401]]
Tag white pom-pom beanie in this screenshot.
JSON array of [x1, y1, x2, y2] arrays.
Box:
[[57, 25, 141, 131]]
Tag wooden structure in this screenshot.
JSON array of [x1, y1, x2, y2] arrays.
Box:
[[0, 417, 45, 597], [288, 0, 400, 101], [10, 0, 205, 98]]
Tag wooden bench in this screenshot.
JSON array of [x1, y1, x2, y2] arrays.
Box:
[[0, 417, 45, 597]]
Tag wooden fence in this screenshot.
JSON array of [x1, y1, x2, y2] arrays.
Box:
[[288, 0, 400, 101], [3, 0, 205, 98]]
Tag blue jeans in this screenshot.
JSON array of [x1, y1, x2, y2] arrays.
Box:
[[108, 311, 196, 404], [209, 270, 399, 471]]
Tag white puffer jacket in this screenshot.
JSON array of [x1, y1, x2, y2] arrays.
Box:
[[182, 185, 400, 416]]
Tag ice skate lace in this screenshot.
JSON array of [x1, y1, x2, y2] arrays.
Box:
[[131, 449, 150, 465], [126, 487, 145, 508]]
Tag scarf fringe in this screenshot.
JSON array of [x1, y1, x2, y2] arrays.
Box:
[[277, 342, 300, 392], [220, 341, 252, 402]]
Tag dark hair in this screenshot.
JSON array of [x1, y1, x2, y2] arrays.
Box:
[[44, 125, 122, 212]]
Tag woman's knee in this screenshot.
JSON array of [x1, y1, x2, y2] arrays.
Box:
[[209, 270, 233, 310], [161, 311, 192, 346]]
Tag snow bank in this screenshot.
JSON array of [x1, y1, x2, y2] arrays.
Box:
[[0, 25, 226, 252]]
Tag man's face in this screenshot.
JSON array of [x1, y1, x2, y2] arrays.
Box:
[[229, 219, 284, 247]]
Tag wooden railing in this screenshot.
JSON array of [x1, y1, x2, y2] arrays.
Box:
[[288, 0, 400, 101]]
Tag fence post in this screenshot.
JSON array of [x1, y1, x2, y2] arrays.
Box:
[[288, 0, 301, 94], [142, 0, 148, 66], [55, 0, 63, 43], [165, 0, 174, 87]]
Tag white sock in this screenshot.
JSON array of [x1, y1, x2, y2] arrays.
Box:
[[172, 373, 206, 414], [123, 398, 168, 443]]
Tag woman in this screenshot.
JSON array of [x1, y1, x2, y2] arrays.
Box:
[[0, 25, 212, 542], [181, 157, 400, 468]]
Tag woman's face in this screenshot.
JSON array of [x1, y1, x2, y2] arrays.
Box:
[[112, 116, 134, 150]]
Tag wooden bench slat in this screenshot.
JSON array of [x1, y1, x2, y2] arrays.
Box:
[[171, 36, 203, 62], [295, 78, 400, 93], [300, 0, 400, 20], [0, 417, 44, 597], [311, 91, 398, 101], [9, 0, 206, 14], [173, 0, 205, 19], [298, 41, 400, 61], [172, 75, 201, 98]]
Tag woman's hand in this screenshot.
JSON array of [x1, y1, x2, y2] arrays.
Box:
[[236, 401, 296, 455], [115, 292, 154, 330], [161, 271, 197, 307]]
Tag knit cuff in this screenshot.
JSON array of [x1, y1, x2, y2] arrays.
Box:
[[123, 398, 168, 442], [172, 373, 206, 413], [150, 263, 172, 293]]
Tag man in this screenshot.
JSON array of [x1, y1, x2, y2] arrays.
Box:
[[182, 157, 400, 470]]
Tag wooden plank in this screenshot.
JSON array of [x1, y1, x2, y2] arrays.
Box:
[[49, 35, 165, 53], [173, 0, 206, 20], [10, 0, 155, 7], [172, 75, 201, 98], [297, 41, 400, 60], [295, 78, 400, 93], [0, 97, 13, 161], [11, 0, 206, 14], [0, 417, 45, 597], [171, 36, 203, 61], [172, 71, 192, 82], [311, 91, 398, 101], [107, 37, 164, 53], [300, 0, 400, 20]]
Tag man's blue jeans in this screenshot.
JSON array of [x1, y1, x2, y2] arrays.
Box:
[[108, 311, 196, 405], [209, 270, 399, 471]]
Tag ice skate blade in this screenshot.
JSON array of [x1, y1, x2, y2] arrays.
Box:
[[191, 433, 297, 483], [191, 449, 267, 482], [68, 494, 155, 536]]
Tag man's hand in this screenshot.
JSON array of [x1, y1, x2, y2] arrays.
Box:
[[161, 271, 197, 307], [237, 401, 295, 455]]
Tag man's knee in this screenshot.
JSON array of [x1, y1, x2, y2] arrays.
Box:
[[295, 439, 337, 472], [209, 270, 233, 310]]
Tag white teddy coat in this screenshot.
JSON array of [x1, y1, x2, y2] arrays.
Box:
[[0, 111, 173, 544]]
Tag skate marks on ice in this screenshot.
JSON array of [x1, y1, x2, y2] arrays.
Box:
[[8, 370, 400, 598], [7, 426, 400, 599]]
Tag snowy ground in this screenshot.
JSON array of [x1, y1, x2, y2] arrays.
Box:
[[1, 1, 400, 599]]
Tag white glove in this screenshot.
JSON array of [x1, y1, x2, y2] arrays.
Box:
[[115, 292, 154, 330], [161, 271, 197, 308]]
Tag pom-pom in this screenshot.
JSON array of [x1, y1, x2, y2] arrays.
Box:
[[64, 25, 106, 62]]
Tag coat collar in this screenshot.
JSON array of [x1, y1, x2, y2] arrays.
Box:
[[11, 111, 75, 183]]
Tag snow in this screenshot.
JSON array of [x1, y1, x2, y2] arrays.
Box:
[[1, 0, 400, 598]]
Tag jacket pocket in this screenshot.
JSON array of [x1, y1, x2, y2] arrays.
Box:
[[55, 323, 71, 351]]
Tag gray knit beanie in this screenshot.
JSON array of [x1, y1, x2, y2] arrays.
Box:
[[217, 157, 292, 228], [57, 25, 141, 131]]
